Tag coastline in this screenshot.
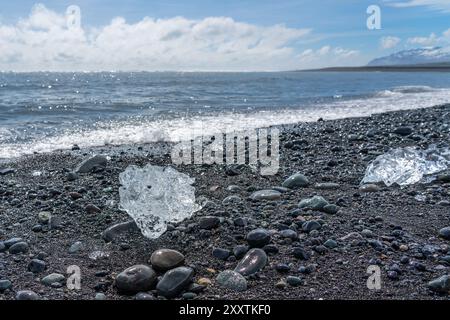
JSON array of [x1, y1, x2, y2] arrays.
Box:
[[1, 104, 450, 300]]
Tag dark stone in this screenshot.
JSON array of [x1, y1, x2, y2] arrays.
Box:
[[234, 248, 267, 276], [292, 247, 310, 260], [16, 290, 39, 300], [102, 220, 139, 242], [156, 266, 194, 298], [439, 227, 450, 240], [8, 242, 29, 254], [115, 265, 157, 295], [199, 216, 220, 230], [150, 249, 185, 271], [75, 155, 107, 173], [28, 259, 46, 273], [212, 248, 231, 260], [233, 245, 249, 259], [393, 126, 413, 136], [282, 173, 309, 189], [246, 228, 271, 247]]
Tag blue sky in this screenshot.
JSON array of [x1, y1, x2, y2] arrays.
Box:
[[0, 0, 449, 71]]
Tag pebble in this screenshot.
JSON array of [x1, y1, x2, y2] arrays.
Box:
[[156, 266, 194, 298], [38, 211, 51, 224], [216, 270, 247, 292], [233, 245, 249, 259], [324, 239, 338, 249], [199, 216, 220, 229], [428, 275, 450, 294], [249, 190, 281, 201], [150, 249, 185, 271], [314, 183, 340, 190], [197, 278, 212, 286], [212, 248, 231, 260], [85, 204, 101, 214], [246, 228, 271, 247], [41, 273, 65, 286], [115, 265, 157, 295], [74, 154, 107, 173], [298, 196, 329, 211], [0, 279, 12, 291], [275, 263, 290, 273], [0, 168, 15, 175], [8, 242, 29, 254], [286, 276, 303, 287], [102, 220, 139, 242], [28, 259, 46, 273], [393, 126, 413, 136], [222, 195, 242, 204], [282, 173, 309, 189], [135, 292, 155, 300], [359, 184, 380, 193], [4, 237, 23, 248], [69, 241, 84, 254], [279, 229, 298, 240], [15, 290, 39, 300], [439, 227, 450, 240], [322, 204, 339, 214], [292, 247, 310, 260], [302, 220, 321, 233], [95, 293, 107, 300], [0, 242, 5, 253], [234, 248, 267, 276]]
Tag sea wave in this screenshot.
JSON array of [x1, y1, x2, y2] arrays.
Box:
[[1, 85, 450, 159]]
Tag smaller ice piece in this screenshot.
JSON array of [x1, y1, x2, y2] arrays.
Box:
[[361, 146, 449, 187], [119, 164, 201, 239]]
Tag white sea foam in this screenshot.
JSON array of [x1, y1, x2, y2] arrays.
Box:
[[1, 86, 450, 159]]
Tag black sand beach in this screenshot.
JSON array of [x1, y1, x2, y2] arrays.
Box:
[[1, 104, 450, 300]]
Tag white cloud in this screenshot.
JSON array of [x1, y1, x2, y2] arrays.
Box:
[[380, 36, 401, 49], [386, 0, 450, 12], [407, 32, 438, 46], [0, 4, 362, 71], [297, 46, 360, 67]]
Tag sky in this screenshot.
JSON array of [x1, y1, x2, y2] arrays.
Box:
[[0, 0, 449, 71]]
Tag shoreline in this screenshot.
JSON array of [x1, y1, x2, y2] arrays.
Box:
[[1, 104, 450, 300]]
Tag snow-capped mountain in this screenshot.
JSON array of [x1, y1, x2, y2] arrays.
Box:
[[368, 47, 450, 66]]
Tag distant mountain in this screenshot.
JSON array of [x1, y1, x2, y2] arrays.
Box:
[[368, 47, 450, 66]]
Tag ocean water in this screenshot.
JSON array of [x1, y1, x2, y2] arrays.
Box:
[[1, 71, 450, 159]]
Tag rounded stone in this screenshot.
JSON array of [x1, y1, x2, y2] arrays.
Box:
[[234, 248, 268, 276], [41, 273, 65, 286], [199, 216, 220, 230], [298, 196, 329, 211], [282, 173, 309, 189], [216, 270, 247, 292], [428, 275, 450, 293], [8, 242, 29, 254], [0, 279, 12, 292], [246, 228, 271, 248], [249, 190, 281, 201], [28, 259, 46, 273], [212, 248, 231, 260], [115, 264, 157, 295], [439, 227, 450, 240], [156, 266, 194, 298], [286, 276, 303, 287], [150, 249, 185, 271], [16, 290, 39, 300]]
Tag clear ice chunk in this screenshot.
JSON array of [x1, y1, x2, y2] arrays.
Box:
[[361, 146, 450, 187], [119, 164, 201, 239]]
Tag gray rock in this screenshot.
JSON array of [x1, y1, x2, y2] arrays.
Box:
[[0, 279, 12, 291], [199, 216, 220, 229], [393, 126, 413, 136], [38, 211, 51, 224], [66, 172, 78, 181], [286, 276, 303, 287], [279, 229, 298, 240], [298, 196, 329, 211], [314, 182, 340, 190], [74, 155, 107, 173], [222, 195, 242, 204], [302, 220, 322, 233], [292, 247, 310, 260], [322, 204, 339, 214], [28, 259, 46, 273], [135, 292, 155, 300], [95, 293, 107, 300], [428, 275, 450, 294], [282, 173, 309, 189], [115, 265, 157, 295], [212, 248, 231, 260], [102, 220, 139, 242], [439, 227, 450, 240], [41, 273, 65, 286], [16, 290, 39, 300], [4, 237, 23, 248], [150, 249, 185, 271], [249, 190, 281, 201], [246, 228, 271, 247], [0, 242, 5, 253], [233, 245, 249, 259], [324, 239, 338, 249], [234, 248, 267, 276], [8, 242, 29, 254], [69, 241, 84, 254], [156, 266, 194, 298], [216, 270, 247, 292], [0, 168, 15, 175], [85, 204, 101, 214], [359, 184, 380, 192]]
